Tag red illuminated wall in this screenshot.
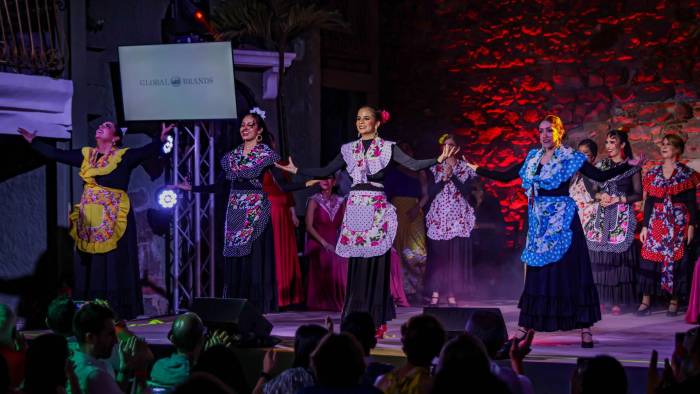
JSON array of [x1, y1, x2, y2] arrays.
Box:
[[379, 0, 700, 237]]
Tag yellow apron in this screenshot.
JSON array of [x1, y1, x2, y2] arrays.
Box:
[[69, 147, 130, 254]]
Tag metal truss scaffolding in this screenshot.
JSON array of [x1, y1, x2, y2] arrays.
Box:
[[169, 123, 216, 313]]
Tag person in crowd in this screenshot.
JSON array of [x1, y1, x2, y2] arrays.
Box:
[[0, 304, 26, 391], [647, 327, 700, 393], [584, 129, 642, 315], [430, 334, 511, 394], [299, 333, 382, 394], [46, 295, 76, 338], [465, 311, 534, 394], [375, 314, 446, 394], [18, 123, 173, 319], [175, 110, 312, 314], [263, 133, 304, 308], [253, 324, 328, 394], [467, 115, 632, 347], [639, 134, 700, 316], [305, 177, 348, 311], [192, 345, 250, 394], [70, 301, 153, 394], [384, 141, 430, 302], [276, 107, 456, 336], [23, 333, 79, 394], [571, 355, 627, 394], [150, 312, 218, 388], [173, 372, 236, 394], [341, 312, 395, 386], [424, 133, 476, 306]]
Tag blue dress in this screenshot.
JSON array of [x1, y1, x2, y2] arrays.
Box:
[[477, 147, 630, 331]]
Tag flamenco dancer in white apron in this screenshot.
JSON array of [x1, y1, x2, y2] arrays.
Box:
[[277, 106, 456, 336]]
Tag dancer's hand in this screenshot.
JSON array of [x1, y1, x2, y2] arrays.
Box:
[[171, 181, 192, 191], [305, 179, 321, 187], [688, 225, 694, 245], [275, 157, 298, 174], [160, 122, 176, 142], [437, 144, 458, 163], [321, 240, 335, 253], [17, 127, 38, 143], [641, 227, 648, 244]]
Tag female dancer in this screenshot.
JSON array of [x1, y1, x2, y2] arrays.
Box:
[[18, 122, 173, 319], [424, 133, 476, 306], [569, 139, 598, 248], [262, 139, 304, 308], [176, 111, 310, 314], [638, 134, 700, 316], [466, 115, 630, 347], [384, 141, 429, 301], [305, 176, 347, 311], [585, 129, 641, 315], [276, 106, 456, 332]]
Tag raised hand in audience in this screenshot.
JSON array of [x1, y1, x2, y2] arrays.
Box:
[[509, 329, 534, 375], [205, 330, 232, 350]]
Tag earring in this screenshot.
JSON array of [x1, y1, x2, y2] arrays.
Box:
[[256, 134, 263, 143]]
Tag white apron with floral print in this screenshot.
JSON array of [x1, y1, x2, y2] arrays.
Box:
[[426, 160, 476, 240], [336, 138, 398, 258]]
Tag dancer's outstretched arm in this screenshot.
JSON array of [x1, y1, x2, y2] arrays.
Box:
[[19, 127, 82, 167], [468, 160, 525, 183]]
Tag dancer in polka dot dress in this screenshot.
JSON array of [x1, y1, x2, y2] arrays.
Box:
[[638, 134, 700, 317], [424, 133, 476, 306], [466, 115, 631, 348], [175, 111, 311, 314], [277, 106, 457, 335]]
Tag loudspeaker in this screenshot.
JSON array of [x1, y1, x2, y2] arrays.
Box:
[[422, 307, 506, 339], [190, 297, 274, 347]]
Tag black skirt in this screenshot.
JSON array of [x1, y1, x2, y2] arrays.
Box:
[[589, 242, 639, 306], [518, 214, 601, 332], [224, 221, 278, 314], [342, 251, 396, 327], [75, 209, 144, 320], [638, 254, 693, 300], [425, 236, 474, 296]]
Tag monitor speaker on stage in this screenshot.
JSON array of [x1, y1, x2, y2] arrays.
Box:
[[423, 307, 507, 340], [190, 297, 275, 347]]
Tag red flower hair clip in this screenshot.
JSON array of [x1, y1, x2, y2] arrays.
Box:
[[379, 110, 391, 124]]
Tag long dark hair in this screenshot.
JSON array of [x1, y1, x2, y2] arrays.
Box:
[[607, 128, 633, 160], [244, 112, 272, 146]]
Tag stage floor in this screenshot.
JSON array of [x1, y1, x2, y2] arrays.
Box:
[[124, 299, 690, 368]]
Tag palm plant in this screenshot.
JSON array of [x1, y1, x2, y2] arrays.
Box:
[[211, 0, 347, 156]]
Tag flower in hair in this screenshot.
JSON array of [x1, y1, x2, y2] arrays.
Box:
[[250, 107, 266, 120], [379, 110, 391, 124]]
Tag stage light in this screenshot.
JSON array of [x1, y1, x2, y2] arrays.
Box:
[[158, 188, 178, 209], [163, 135, 174, 154], [194, 10, 204, 21]]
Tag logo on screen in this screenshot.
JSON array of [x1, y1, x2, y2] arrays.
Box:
[[170, 76, 182, 87]]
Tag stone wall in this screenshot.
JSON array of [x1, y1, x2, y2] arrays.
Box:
[[380, 0, 700, 234]]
